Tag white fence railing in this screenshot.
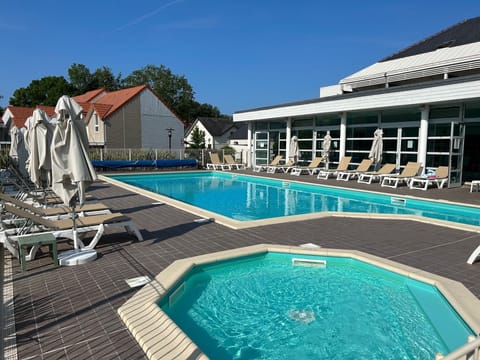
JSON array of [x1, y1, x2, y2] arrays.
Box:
[[436, 335, 480, 360]]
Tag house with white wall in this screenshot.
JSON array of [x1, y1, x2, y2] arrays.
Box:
[[75, 85, 185, 150]]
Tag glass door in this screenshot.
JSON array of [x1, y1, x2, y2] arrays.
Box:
[[254, 132, 269, 166], [448, 121, 465, 187]]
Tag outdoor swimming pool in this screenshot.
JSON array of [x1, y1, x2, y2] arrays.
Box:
[[108, 171, 480, 228], [159, 251, 474, 359]]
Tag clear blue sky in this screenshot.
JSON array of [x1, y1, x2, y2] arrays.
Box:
[[1, 1, 479, 115]]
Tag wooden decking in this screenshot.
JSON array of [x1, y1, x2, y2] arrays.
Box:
[[3, 170, 480, 359]]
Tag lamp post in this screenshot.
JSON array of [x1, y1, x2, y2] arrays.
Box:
[[166, 128, 174, 152]]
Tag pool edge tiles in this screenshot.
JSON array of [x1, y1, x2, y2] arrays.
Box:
[[117, 244, 480, 360], [99, 172, 480, 232]]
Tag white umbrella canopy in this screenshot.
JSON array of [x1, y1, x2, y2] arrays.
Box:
[[368, 128, 383, 166], [25, 109, 54, 188], [9, 125, 29, 177], [321, 131, 332, 162], [51, 95, 97, 207], [289, 136, 300, 164]]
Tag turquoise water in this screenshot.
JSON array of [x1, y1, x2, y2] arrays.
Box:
[[110, 172, 480, 226], [160, 252, 474, 359]]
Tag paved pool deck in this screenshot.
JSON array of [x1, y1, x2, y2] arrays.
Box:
[[2, 170, 480, 359]]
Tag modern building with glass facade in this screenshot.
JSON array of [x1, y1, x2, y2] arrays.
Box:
[[233, 17, 480, 187]]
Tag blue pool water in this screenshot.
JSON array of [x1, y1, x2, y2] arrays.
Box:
[[160, 252, 474, 359], [109, 172, 480, 226]]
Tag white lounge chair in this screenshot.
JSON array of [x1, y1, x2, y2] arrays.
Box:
[[467, 245, 480, 264], [409, 166, 449, 190], [470, 180, 480, 192], [336, 159, 372, 181], [381, 162, 422, 188], [223, 154, 245, 170], [253, 155, 283, 172], [1, 203, 143, 260], [357, 163, 396, 184], [290, 157, 324, 176], [317, 156, 352, 180], [267, 159, 295, 174], [206, 153, 230, 170], [0, 191, 111, 218]]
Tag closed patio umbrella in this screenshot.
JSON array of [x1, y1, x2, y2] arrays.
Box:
[[9, 125, 28, 177], [322, 131, 332, 162], [289, 136, 299, 164], [51, 95, 98, 265], [25, 109, 54, 188], [51, 96, 97, 207], [368, 128, 383, 169]]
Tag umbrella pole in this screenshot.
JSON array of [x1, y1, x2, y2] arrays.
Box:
[[71, 202, 79, 250]]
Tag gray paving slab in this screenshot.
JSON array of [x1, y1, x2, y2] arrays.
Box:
[[4, 170, 480, 359]]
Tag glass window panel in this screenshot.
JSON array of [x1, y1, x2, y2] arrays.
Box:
[[347, 126, 377, 138], [256, 122, 268, 130], [428, 123, 451, 136], [382, 128, 397, 137], [401, 139, 417, 151], [383, 139, 397, 152], [465, 102, 480, 118], [256, 132, 268, 139], [269, 121, 285, 129], [345, 139, 372, 152], [425, 154, 449, 168], [315, 116, 340, 126], [297, 130, 313, 139], [427, 139, 450, 152], [298, 140, 313, 150], [382, 108, 420, 122], [293, 119, 313, 127], [347, 111, 378, 125], [400, 154, 417, 165], [429, 107, 460, 119], [402, 127, 419, 137], [383, 153, 397, 165]]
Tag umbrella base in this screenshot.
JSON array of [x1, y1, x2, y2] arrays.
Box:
[[59, 248, 97, 266]]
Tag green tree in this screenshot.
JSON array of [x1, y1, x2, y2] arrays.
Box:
[[123, 64, 195, 121], [190, 102, 222, 119], [189, 127, 205, 149], [9, 76, 73, 106], [68, 63, 122, 94], [68, 63, 96, 95], [93, 66, 122, 91]]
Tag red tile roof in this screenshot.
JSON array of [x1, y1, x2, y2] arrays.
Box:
[[73, 88, 106, 103], [74, 84, 184, 124], [4, 105, 55, 128], [95, 85, 147, 118]]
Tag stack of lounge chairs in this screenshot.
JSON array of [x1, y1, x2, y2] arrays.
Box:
[[0, 188, 143, 266]]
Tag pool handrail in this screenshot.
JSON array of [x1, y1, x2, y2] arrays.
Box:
[[437, 335, 480, 359]]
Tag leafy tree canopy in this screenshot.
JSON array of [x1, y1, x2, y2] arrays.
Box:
[[7, 63, 226, 123], [10, 76, 74, 107], [123, 64, 196, 121]]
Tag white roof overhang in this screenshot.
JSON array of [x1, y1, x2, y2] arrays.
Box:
[[340, 42, 480, 88], [233, 78, 480, 122]]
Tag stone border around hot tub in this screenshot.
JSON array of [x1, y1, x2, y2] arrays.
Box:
[[117, 244, 480, 360]]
